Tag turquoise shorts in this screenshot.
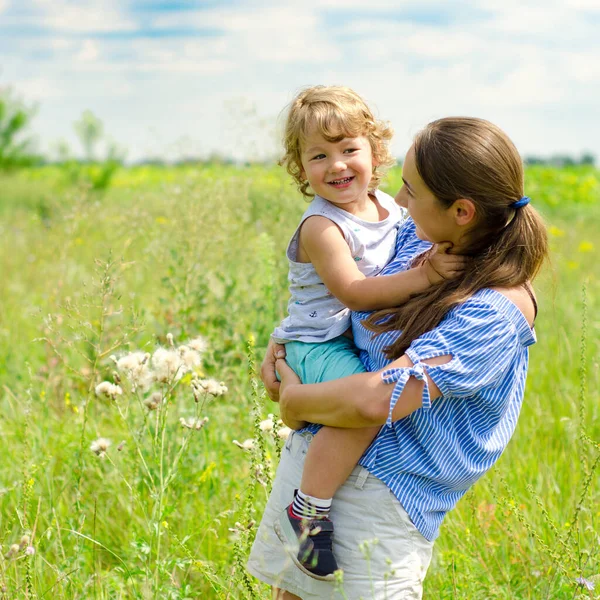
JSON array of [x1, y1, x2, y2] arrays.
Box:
[[282, 336, 366, 384]]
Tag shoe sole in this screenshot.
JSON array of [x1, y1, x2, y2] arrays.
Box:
[[273, 513, 336, 582]]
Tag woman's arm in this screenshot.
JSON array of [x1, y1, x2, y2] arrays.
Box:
[[276, 354, 448, 429]]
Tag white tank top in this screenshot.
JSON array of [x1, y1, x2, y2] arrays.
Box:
[[272, 190, 406, 343]]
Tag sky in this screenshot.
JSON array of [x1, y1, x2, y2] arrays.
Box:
[[2, 0, 600, 163]]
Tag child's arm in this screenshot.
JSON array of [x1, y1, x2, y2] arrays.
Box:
[[299, 216, 464, 311]]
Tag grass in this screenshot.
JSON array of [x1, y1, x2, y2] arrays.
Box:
[[0, 163, 598, 599]]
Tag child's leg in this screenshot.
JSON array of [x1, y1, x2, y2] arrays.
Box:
[[276, 337, 374, 580], [285, 337, 374, 513], [300, 425, 380, 499]]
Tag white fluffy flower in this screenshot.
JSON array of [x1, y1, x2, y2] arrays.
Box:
[[116, 351, 147, 372], [178, 345, 202, 371], [277, 426, 292, 441], [116, 352, 155, 391], [143, 391, 162, 411], [95, 381, 123, 399], [90, 437, 111, 456], [152, 347, 185, 383], [179, 416, 209, 430], [233, 438, 255, 451], [187, 336, 208, 354], [259, 417, 274, 432], [193, 378, 228, 397]]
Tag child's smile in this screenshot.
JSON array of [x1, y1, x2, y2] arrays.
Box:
[[327, 176, 355, 188]]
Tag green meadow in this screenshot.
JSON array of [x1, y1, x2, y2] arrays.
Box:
[[0, 163, 598, 599]]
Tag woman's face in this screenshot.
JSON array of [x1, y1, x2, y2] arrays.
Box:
[[395, 146, 460, 245]]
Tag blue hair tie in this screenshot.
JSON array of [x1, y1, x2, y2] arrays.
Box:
[[511, 196, 530, 209]]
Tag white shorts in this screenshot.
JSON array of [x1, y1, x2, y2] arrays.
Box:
[[247, 431, 434, 600]]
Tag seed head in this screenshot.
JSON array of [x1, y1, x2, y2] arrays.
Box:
[[232, 438, 255, 451], [277, 426, 292, 440], [193, 378, 228, 397], [90, 437, 111, 456], [187, 336, 208, 354], [19, 535, 30, 550], [95, 381, 123, 400], [152, 347, 185, 383], [259, 417, 274, 432], [179, 416, 209, 430], [143, 391, 163, 411], [116, 352, 155, 391], [178, 345, 202, 370]]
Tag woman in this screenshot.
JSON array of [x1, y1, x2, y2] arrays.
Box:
[[247, 117, 548, 599]]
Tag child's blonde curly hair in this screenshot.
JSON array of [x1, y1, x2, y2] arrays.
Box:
[[280, 85, 395, 198]]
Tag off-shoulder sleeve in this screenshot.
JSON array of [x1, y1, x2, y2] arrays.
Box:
[[380, 298, 523, 425]]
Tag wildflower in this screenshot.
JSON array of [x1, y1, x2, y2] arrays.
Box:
[[166, 332, 174, 347], [116, 352, 155, 391], [576, 577, 595, 591], [232, 439, 255, 451], [277, 426, 292, 441], [25, 546, 35, 556], [193, 378, 228, 397], [178, 345, 202, 371], [95, 381, 123, 400], [259, 417, 274, 432], [548, 225, 565, 237], [179, 416, 209, 430], [578, 241, 594, 253], [117, 441, 126, 451], [5, 544, 19, 559], [152, 347, 185, 383], [187, 336, 208, 354], [90, 437, 111, 456], [19, 535, 30, 550], [143, 391, 163, 411]]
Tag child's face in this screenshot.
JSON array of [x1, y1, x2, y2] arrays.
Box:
[[299, 127, 374, 208]]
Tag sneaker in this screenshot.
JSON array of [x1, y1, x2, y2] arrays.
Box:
[[274, 503, 339, 581]]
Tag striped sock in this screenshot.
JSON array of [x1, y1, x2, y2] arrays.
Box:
[[291, 490, 332, 520]]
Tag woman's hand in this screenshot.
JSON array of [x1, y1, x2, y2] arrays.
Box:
[[260, 339, 286, 402], [275, 357, 308, 431], [424, 242, 467, 285]]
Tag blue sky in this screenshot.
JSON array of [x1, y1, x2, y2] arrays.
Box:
[[2, 0, 600, 162]]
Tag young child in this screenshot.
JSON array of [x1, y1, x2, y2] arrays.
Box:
[[271, 86, 463, 580]]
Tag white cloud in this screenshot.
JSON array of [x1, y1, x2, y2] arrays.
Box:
[[3, 0, 599, 161], [29, 0, 135, 32], [10, 76, 63, 101], [77, 39, 99, 63]]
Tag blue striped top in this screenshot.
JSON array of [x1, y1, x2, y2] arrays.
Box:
[[302, 218, 536, 541]]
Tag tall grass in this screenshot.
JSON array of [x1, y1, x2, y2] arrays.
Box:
[[0, 164, 598, 598]]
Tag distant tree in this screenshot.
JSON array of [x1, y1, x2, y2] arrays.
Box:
[[74, 110, 104, 162], [580, 152, 596, 166], [0, 87, 39, 170]]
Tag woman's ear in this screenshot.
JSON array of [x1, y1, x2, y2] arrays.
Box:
[[453, 198, 476, 227]]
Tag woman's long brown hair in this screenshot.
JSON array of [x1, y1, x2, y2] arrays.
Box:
[[365, 117, 549, 359]]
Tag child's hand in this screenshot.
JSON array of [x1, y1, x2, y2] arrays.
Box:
[[424, 242, 466, 285], [260, 339, 286, 402]]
